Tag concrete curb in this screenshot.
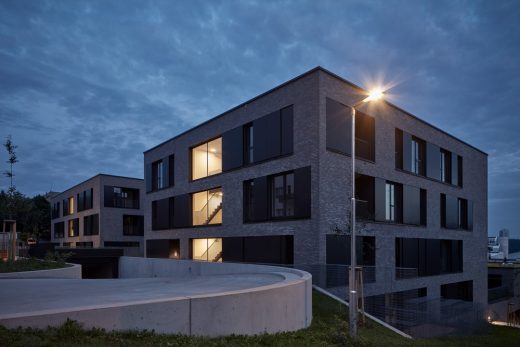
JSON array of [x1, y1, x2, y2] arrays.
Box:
[[0, 262, 81, 279]]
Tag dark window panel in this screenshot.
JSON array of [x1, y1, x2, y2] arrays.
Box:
[[395, 129, 403, 169], [403, 184, 421, 225], [294, 166, 311, 218], [445, 194, 459, 229], [374, 177, 386, 222], [355, 111, 375, 161], [222, 126, 244, 171], [451, 153, 459, 187], [162, 156, 170, 188], [146, 239, 180, 259], [123, 215, 144, 236], [145, 163, 152, 192], [104, 241, 140, 248], [252, 176, 268, 222], [173, 194, 191, 228], [457, 155, 463, 187], [253, 110, 281, 162], [280, 105, 294, 156], [467, 200, 473, 231], [441, 280, 473, 301], [426, 239, 441, 276], [420, 189, 427, 226], [85, 188, 93, 210], [104, 185, 114, 207], [326, 98, 351, 155], [402, 131, 412, 172], [222, 237, 244, 262], [355, 174, 375, 220], [426, 142, 441, 180], [152, 198, 170, 230], [168, 155, 175, 187]]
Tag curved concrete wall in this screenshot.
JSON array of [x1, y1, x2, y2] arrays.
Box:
[[0, 263, 81, 279], [118, 257, 312, 336]]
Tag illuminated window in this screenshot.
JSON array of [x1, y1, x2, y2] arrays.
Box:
[[68, 218, 79, 237], [385, 183, 395, 222], [68, 196, 74, 215], [192, 188, 223, 226], [191, 137, 222, 180], [192, 238, 222, 262]]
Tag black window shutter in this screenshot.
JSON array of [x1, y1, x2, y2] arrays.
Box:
[[168, 155, 175, 187], [402, 131, 412, 172], [74, 218, 79, 236], [445, 194, 458, 229], [281, 105, 294, 156], [156, 198, 170, 230], [467, 200, 473, 231], [104, 185, 114, 207], [222, 126, 243, 171], [426, 239, 441, 276], [326, 98, 351, 155], [93, 214, 99, 235], [253, 110, 281, 162], [222, 237, 244, 262], [403, 184, 421, 225], [85, 188, 92, 209], [426, 142, 441, 180], [63, 199, 68, 216], [395, 129, 403, 169], [451, 153, 459, 187], [173, 194, 191, 228], [145, 163, 152, 192], [457, 155, 463, 187], [253, 176, 268, 221], [294, 166, 311, 218], [374, 178, 386, 222], [162, 158, 169, 188]]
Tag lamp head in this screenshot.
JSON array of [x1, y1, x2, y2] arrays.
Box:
[[363, 88, 384, 103]]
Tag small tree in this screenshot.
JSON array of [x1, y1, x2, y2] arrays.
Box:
[[3, 135, 18, 219]]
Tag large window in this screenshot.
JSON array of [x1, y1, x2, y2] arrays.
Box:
[[270, 172, 295, 218], [68, 197, 74, 215], [123, 215, 144, 236], [68, 218, 79, 237], [54, 221, 64, 239], [104, 186, 140, 209], [63, 197, 74, 216], [77, 188, 93, 212], [191, 137, 222, 180], [83, 214, 99, 236], [192, 188, 223, 226], [192, 238, 222, 262]]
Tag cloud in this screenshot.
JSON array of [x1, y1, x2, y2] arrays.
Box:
[[0, 0, 519, 234]]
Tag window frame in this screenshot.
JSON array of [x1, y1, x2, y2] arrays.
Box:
[[189, 136, 223, 181], [269, 172, 295, 220]]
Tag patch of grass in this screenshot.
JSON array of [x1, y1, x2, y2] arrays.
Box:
[[0, 290, 520, 346], [0, 258, 69, 273]]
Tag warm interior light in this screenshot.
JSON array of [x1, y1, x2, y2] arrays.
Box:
[[364, 88, 384, 102], [210, 148, 217, 153]]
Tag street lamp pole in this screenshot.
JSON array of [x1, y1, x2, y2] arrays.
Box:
[[348, 89, 384, 338]]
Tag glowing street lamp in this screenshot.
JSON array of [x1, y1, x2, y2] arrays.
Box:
[[349, 88, 384, 338]]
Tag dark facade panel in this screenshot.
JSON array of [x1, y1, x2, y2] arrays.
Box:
[[374, 177, 386, 222], [403, 184, 421, 225], [355, 174, 375, 220], [457, 155, 463, 187], [326, 98, 351, 155], [445, 194, 459, 229], [85, 188, 93, 210], [395, 129, 403, 169], [280, 105, 294, 156], [252, 176, 268, 222], [402, 131, 412, 172], [145, 163, 152, 192], [294, 166, 311, 218], [242, 235, 293, 264], [168, 155, 175, 187], [441, 280, 473, 301], [467, 200, 473, 231], [356, 111, 375, 161], [222, 126, 244, 171], [103, 185, 113, 207], [426, 142, 441, 180], [253, 110, 281, 162], [173, 194, 191, 228]]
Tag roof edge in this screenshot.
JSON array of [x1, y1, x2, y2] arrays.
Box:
[[51, 173, 143, 199]]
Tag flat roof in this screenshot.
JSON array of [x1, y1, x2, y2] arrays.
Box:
[[51, 173, 143, 199], [144, 66, 487, 156]]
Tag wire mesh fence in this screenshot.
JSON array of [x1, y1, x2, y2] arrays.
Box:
[[286, 263, 487, 338]]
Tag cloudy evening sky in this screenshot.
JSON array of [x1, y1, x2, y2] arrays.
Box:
[[0, 1, 519, 236]]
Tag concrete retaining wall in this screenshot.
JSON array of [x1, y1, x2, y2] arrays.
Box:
[[118, 257, 312, 336], [0, 263, 81, 279]]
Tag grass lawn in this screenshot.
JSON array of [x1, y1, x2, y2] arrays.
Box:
[[0, 290, 519, 346], [0, 258, 69, 273]]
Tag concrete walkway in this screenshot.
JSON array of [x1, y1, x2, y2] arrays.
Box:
[[0, 273, 284, 316]]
